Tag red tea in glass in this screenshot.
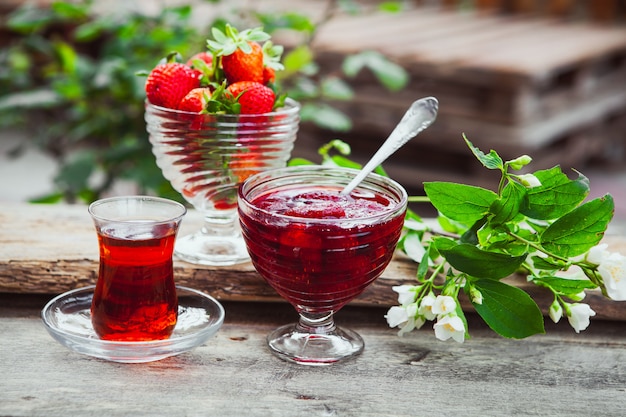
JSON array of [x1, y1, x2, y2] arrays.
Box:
[[89, 196, 186, 341]]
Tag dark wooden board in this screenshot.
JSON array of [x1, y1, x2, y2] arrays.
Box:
[[2, 203, 625, 321]]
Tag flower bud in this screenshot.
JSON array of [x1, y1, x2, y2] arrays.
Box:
[[566, 303, 596, 333], [517, 173, 542, 188], [567, 291, 586, 302], [507, 155, 532, 170], [549, 300, 562, 323], [468, 287, 483, 305]]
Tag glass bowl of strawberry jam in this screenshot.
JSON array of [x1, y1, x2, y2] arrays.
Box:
[[238, 166, 407, 365]]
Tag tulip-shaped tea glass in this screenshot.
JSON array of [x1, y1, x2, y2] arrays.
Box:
[[89, 196, 187, 341], [238, 166, 408, 365], [146, 99, 300, 266]]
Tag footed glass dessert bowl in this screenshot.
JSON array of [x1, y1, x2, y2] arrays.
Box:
[[238, 166, 407, 365]]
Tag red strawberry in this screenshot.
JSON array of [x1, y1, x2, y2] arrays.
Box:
[[186, 52, 213, 68], [178, 87, 212, 113], [222, 42, 264, 84], [226, 81, 275, 114], [262, 66, 275, 85], [145, 62, 200, 109]]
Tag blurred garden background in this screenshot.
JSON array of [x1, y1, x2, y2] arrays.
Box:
[[1, 0, 625, 229]]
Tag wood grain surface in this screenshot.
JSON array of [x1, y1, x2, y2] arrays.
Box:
[[1, 203, 625, 321], [1, 295, 626, 417]]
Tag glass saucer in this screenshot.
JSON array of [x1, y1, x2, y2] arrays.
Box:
[[41, 285, 225, 363]]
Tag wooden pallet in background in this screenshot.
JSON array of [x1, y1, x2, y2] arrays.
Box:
[[289, 5, 626, 191]]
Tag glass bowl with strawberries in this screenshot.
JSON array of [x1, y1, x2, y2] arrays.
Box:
[[144, 25, 300, 266]]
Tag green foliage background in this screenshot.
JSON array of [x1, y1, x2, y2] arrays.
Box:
[[0, 0, 408, 203]]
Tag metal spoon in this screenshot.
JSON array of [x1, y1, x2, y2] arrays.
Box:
[[340, 96, 439, 196]]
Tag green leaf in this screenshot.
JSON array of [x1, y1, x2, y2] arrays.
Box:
[[300, 103, 352, 131], [282, 45, 314, 76], [320, 77, 354, 101], [489, 180, 526, 225], [53, 41, 78, 74], [533, 276, 596, 295], [464, 135, 503, 171], [74, 20, 105, 42], [460, 215, 488, 245], [7, 6, 54, 33], [29, 193, 64, 204], [424, 182, 498, 223], [378, 2, 404, 13], [529, 255, 564, 270], [521, 167, 589, 220], [324, 155, 359, 169], [541, 195, 614, 257], [342, 52, 367, 77], [368, 57, 408, 92], [472, 279, 545, 339], [342, 51, 408, 91], [431, 236, 457, 252], [416, 245, 431, 280], [0, 89, 61, 110], [51, 2, 89, 20], [436, 243, 526, 279], [288, 157, 315, 166], [257, 12, 315, 34], [54, 151, 97, 193]]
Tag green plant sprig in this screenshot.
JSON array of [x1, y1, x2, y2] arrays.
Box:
[[291, 136, 625, 341]]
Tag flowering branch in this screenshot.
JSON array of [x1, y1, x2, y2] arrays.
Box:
[[289, 136, 626, 342], [388, 135, 625, 341]]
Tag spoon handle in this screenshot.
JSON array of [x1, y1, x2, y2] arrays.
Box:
[[341, 96, 439, 196]]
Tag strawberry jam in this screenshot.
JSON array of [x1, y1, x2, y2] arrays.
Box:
[[239, 185, 406, 314]]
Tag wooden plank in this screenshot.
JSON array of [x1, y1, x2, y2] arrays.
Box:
[[313, 8, 486, 57], [334, 43, 626, 126], [510, 0, 538, 14], [588, 0, 619, 23], [311, 7, 626, 83], [466, 25, 626, 81], [2, 203, 626, 321], [475, 0, 506, 11], [325, 78, 626, 147], [412, 17, 550, 63], [547, 0, 578, 18], [2, 297, 626, 417]]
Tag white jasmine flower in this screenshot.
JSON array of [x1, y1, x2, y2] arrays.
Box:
[[385, 303, 423, 336], [392, 284, 418, 306], [431, 295, 457, 317], [517, 173, 542, 188], [586, 244, 626, 301], [417, 293, 437, 320], [385, 306, 408, 328], [403, 219, 429, 232], [567, 303, 596, 333], [433, 315, 465, 343], [403, 232, 427, 263], [549, 300, 562, 323], [586, 244, 609, 263], [554, 265, 586, 280]]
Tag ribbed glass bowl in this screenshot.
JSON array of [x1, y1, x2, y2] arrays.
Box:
[[145, 98, 299, 266]]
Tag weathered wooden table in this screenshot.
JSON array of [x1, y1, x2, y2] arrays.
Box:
[[1, 203, 625, 416]]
